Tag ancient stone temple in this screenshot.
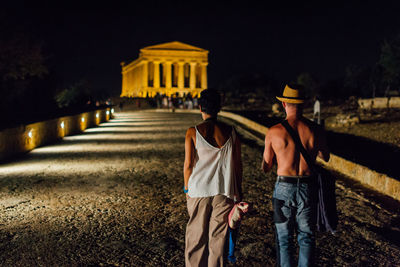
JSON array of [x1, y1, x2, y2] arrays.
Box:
[[120, 41, 209, 98]]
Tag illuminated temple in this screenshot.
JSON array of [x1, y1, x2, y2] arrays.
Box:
[[120, 41, 209, 98]]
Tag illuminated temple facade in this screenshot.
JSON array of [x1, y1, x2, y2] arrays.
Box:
[[121, 41, 209, 98]]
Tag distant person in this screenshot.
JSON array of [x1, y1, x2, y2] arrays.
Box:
[[193, 97, 198, 109], [184, 89, 243, 266], [162, 95, 168, 108], [155, 93, 161, 108], [313, 97, 321, 125], [186, 93, 194, 109], [168, 96, 173, 109], [187, 98, 193, 109], [262, 84, 330, 267], [178, 97, 184, 109], [272, 103, 280, 114]]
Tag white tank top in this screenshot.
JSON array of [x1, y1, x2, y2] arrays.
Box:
[[187, 126, 236, 199]]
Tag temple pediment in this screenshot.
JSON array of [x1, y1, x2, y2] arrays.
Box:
[[141, 41, 207, 52]]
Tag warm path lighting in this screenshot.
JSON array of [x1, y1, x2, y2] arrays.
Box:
[[81, 117, 85, 123], [0, 112, 191, 176], [60, 121, 65, 129], [96, 113, 99, 118]]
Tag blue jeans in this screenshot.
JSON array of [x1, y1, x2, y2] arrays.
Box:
[[273, 178, 317, 267]]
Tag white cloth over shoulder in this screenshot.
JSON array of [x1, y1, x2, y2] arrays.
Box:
[[314, 100, 320, 114], [188, 126, 236, 199]]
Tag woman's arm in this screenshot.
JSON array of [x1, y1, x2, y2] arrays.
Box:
[[183, 127, 196, 197]]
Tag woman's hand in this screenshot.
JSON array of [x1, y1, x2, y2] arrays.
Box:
[[235, 191, 243, 203]]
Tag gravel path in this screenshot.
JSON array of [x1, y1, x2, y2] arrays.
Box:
[[0, 111, 399, 266]]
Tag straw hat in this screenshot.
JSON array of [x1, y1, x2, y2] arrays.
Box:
[[276, 84, 305, 104]]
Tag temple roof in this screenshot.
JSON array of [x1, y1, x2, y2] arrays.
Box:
[[141, 41, 207, 52]]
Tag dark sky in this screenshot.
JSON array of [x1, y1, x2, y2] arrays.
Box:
[[5, 0, 400, 96]]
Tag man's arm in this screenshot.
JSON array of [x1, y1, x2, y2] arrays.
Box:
[[183, 128, 196, 196], [262, 130, 276, 173]]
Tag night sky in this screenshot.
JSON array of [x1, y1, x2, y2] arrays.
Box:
[[4, 0, 400, 96]]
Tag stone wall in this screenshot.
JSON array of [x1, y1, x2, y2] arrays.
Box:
[[0, 108, 112, 161], [358, 97, 400, 109], [389, 97, 400, 108], [317, 155, 400, 201]]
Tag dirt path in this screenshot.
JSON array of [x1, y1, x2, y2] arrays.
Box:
[[0, 111, 399, 266]]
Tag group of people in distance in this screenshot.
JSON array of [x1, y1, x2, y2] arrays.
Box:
[[183, 84, 330, 267], [156, 93, 198, 110]]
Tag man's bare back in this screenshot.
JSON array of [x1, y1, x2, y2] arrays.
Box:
[[263, 115, 330, 176]]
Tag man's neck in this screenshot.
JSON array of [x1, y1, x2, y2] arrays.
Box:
[[285, 110, 302, 120]]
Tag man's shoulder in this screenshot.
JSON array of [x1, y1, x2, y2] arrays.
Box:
[[298, 118, 327, 142], [270, 122, 284, 131], [300, 117, 322, 130], [267, 122, 286, 137]]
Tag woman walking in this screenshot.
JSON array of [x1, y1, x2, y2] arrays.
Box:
[[184, 89, 243, 267]]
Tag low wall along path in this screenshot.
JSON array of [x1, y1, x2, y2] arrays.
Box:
[[0, 108, 112, 161]]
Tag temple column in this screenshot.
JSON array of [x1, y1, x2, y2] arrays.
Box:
[[142, 61, 148, 92], [189, 62, 197, 89], [121, 72, 127, 96], [136, 67, 139, 95], [165, 61, 172, 89], [133, 68, 137, 96], [201, 63, 208, 89], [178, 62, 185, 89], [120, 62, 126, 96], [153, 61, 160, 89], [137, 66, 140, 93]]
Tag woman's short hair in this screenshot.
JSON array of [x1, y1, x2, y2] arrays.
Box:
[[199, 89, 221, 116]]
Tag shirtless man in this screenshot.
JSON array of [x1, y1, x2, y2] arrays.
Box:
[[262, 84, 330, 267]]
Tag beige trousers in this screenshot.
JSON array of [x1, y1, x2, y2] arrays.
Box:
[[185, 195, 234, 267]]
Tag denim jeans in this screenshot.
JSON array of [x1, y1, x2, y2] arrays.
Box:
[[272, 178, 317, 267]]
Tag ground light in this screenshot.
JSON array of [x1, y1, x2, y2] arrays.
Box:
[[106, 111, 110, 115], [0, 115, 157, 175], [81, 117, 85, 123], [60, 121, 65, 129]]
